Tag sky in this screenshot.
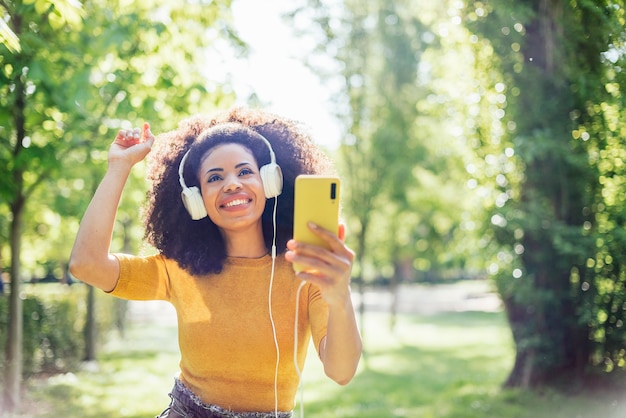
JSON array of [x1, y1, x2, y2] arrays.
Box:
[[227, 0, 342, 149]]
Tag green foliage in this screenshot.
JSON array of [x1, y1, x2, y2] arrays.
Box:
[[293, 0, 481, 284], [0, 284, 115, 378], [0, 0, 239, 277]]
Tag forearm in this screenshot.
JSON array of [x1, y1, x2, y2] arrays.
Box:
[[321, 294, 362, 385], [69, 164, 132, 291]]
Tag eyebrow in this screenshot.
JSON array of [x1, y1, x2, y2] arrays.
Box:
[[203, 162, 254, 178]]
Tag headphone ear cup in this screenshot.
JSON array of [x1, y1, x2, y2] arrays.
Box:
[[181, 186, 208, 220], [260, 163, 283, 199]]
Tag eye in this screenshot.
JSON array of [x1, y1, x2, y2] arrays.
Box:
[[239, 167, 254, 176], [207, 173, 223, 183]]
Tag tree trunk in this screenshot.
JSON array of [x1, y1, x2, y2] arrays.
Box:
[[3, 198, 24, 412], [114, 218, 136, 338], [501, 0, 593, 387], [84, 286, 97, 361], [3, 19, 26, 409], [503, 269, 589, 387], [355, 220, 368, 342], [389, 260, 400, 332]]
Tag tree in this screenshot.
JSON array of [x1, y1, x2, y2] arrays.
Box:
[[289, 1, 484, 335], [287, 0, 425, 332], [0, 0, 239, 411], [465, 0, 626, 386], [0, 1, 87, 410]]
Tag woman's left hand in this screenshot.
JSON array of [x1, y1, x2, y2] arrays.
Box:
[[285, 223, 355, 306], [286, 223, 362, 385]]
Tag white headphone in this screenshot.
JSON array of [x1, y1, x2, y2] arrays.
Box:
[[178, 131, 283, 220]]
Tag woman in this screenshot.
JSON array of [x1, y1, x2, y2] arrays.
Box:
[[69, 107, 362, 418]]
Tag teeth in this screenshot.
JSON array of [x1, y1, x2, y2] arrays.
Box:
[[224, 199, 249, 208]]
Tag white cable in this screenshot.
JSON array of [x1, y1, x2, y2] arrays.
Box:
[[293, 280, 306, 418], [268, 196, 306, 417], [268, 196, 280, 418]]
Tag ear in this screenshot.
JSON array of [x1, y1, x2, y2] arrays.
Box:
[[338, 223, 346, 242]]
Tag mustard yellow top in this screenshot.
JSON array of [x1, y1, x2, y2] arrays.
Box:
[[110, 253, 328, 413]]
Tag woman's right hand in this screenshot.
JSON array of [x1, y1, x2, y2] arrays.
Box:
[[108, 122, 155, 168]]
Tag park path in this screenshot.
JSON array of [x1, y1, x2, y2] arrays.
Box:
[[353, 280, 502, 315], [127, 280, 502, 324]]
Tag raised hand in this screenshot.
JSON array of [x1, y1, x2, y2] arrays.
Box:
[[109, 123, 155, 168]]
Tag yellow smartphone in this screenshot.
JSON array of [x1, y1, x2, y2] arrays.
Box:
[[292, 175, 341, 272]]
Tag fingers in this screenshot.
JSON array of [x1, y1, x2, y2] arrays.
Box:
[[338, 223, 346, 242], [110, 123, 155, 167], [294, 254, 352, 285], [142, 123, 155, 148], [115, 127, 141, 145], [306, 223, 354, 261], [115, 124, 154, 148], [285, 223, 354, 283], [142, 122, 154, 140]]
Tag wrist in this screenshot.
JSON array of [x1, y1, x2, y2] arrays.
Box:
[[327, 291, 355, 313], [106, 159, 134, 175]]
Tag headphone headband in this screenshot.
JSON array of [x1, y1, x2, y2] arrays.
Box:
[[178, 130, 283, 220], [178, 149, 191, 190], [255, 132, 277, 166]]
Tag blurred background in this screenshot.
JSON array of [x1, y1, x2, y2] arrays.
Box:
[[1, 0, 626, 416]]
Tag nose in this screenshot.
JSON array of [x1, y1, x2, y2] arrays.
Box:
[[223, 174, 242, 192]]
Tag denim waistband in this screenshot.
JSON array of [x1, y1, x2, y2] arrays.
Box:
[[170, 378, 293, 418]]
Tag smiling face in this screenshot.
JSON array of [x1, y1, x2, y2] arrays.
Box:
[[197, 143, 267, 236]]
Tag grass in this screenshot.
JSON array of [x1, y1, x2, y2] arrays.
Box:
[[19, 322, 180, 418], [299, 312, 625, 418], [15, 307, 626, 418]]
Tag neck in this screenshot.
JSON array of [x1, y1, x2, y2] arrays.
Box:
[[222, 225, 268, 258]]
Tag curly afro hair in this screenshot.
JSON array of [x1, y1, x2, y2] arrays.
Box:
[[143, 107, 335, 276]]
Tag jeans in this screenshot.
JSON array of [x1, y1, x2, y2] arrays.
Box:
[[156, 379, 293, 418]]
